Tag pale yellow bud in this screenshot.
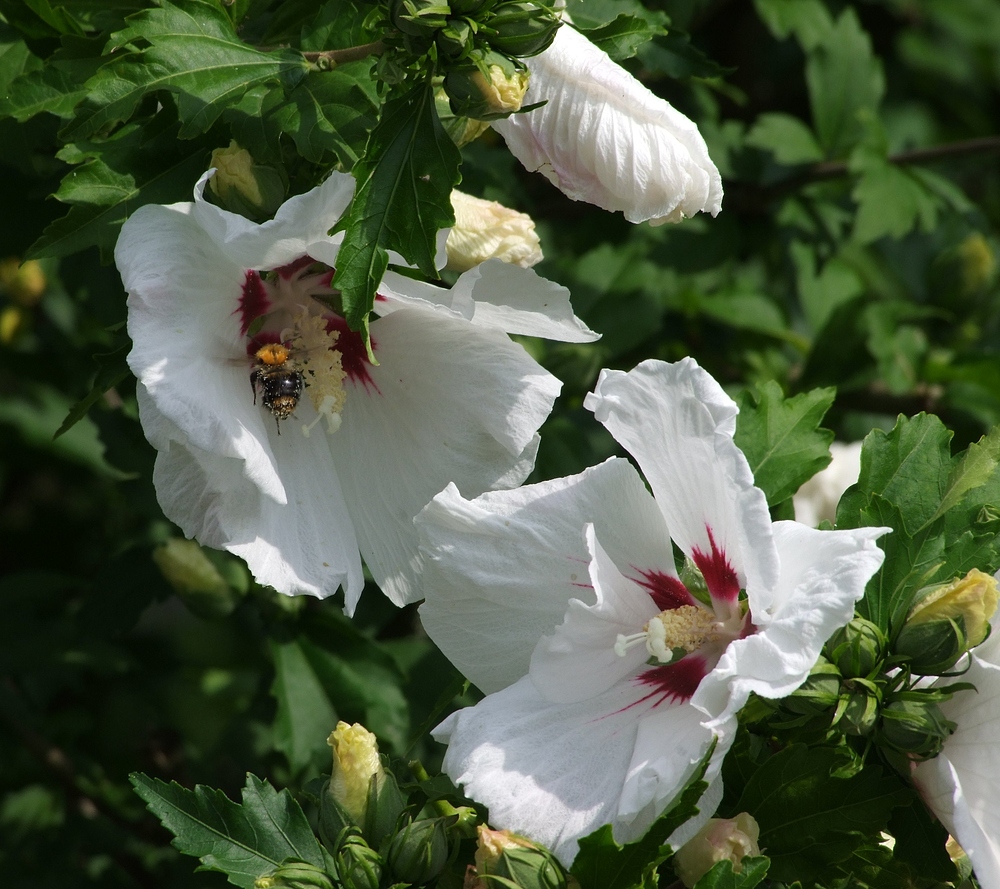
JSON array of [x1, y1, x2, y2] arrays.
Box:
[[474, 826, 532, 873], [0, 257, 46, 306], [446, 191, 543, 272], [0, 305, 24, 344], [475, 65, 529, 116], [328, 721, 384, 825], [957, 233, 996, 293], [208, 141, 285, 219], [673, 813, 761, 888], [907, 568, 1000, 648]]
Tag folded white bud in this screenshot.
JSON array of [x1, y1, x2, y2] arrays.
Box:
[[446, 190, 543, 272]]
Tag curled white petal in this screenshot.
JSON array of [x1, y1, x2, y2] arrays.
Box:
[[491, 25, 723, 224]]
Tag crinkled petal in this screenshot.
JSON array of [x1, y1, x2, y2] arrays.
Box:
[[329, 306, 560, 611], [120, 206, 285, 501], [584, 358, 779, 604], [530, 525, 659, 703], [491, 26, 723, 225], [139, 386, 364, 600], [451, 259, 599, 342], [693, 521, 887, 727], [418, 457, 674, 693], [914, 631, 1000, 889], [616, 697, 730, 834], [190, 169, 356, 270], [435, 674, 661, 865]]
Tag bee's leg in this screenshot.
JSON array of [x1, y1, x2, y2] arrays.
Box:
[[250, 369, 259, 405]]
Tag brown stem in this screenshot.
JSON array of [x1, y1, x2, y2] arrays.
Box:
[[302, 39, 386, 67], [763, 135, 1000, 201]]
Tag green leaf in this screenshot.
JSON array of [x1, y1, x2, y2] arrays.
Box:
[[63, 0, 306, 141], [578, 14, 667, 61], [693, 856, 770, 889], [301, 0, 381, 51], [275, 65, 379, 167], [752, 0, 833, 49], [732, 745, 911, 882], [565, 0, 666, 32], [855, 414, 954, 538], [572, 745, 714, 889], [54, 344, 130, 439], [0, 65, 89, 121], [805, 8, 884, 158], [698, 292, 793, 341], [333, 80, 460, 335], [851, 160, 939, 243], [270, 639, 339, 776], [28, 121, 209, 261], [130, 772, 328, 888], [887, 802, 956, 883], [734, 382, 836, 507], [745, 113, 824, 165]]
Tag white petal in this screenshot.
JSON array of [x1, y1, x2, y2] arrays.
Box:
[[793, 440, 863, 528], [616, 700, 731, 837], [434, 675, 656, 865], [693, 521, 887, 727], [491, 26, 723, 225], [417, 458, 674, 693], [190, 170, 356, 270], [121, 208, 285, 501], [451, 259, 599, 342], [329, 306, 560, 611], [530, 525, 659, 703], [585, 358, 779, 604], [913, 632, 1000, 889], [371, 268, 475, 321], [140, 386, 365, 601]]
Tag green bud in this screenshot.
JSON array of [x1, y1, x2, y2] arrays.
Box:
[[336, 834, 383, 889], [436, 16, 475, 58], [254, 860, 335, 889], [386, 817, 451, 885], [153, 538, 242, 619], [897, 569, 999, 674], [474, 826, 569, 889], [879, 698, 955, 759], [833, 681, 880, 736], [444, 50, 529, 121], [825, 618, 886, 678], [435, 86, 492, 146], [485, 0, 560, 57], [208, 142, 285, 221], [781, 657, 842, 717], [390, 0, 452, 37]]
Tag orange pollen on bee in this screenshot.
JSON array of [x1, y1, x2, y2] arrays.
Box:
[[255, 343, 290, 366]]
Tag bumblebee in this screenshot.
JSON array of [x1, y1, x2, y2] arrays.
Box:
[[250, 343, 304, 431]]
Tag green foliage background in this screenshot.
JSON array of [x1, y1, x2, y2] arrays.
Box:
[[3, 0, 1000, 885]]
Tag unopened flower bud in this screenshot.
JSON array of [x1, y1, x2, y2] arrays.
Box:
[[485, 0, 561, 57], [673, 813, 761, 889], [386, 817, 451, 885], [825, 617, 885, 678], [336, 833, 383, 889], [208, 142, 285, 221], [0, 305, 24, 344], [879, 698, 955, 759], [254, 860, 335, 889], [0, 257, 46, 306], [781, 657, 841, 717], [957, 233, 996, 294], [834, 681, 880, 736], [327, 722, 382, 826], [473, 826, 569, 889], [390, 0, 451, 37], [153, 538, 241, 619], [897, 569, 999, 674], [446, 190, 543, 271], [444, 51, 529, 121], [436, 16, 475, 58]]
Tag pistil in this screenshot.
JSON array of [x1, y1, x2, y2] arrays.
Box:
[[614, 604, 722, 664]]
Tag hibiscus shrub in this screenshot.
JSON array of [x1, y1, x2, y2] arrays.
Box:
[[4, 0, 1000, 887]]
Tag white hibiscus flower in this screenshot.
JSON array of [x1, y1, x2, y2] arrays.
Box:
[[116, 169, 596, 613], [913, 593, 1000, 889], [491, 25, 724, 225], [417, 358, 887, 864]]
